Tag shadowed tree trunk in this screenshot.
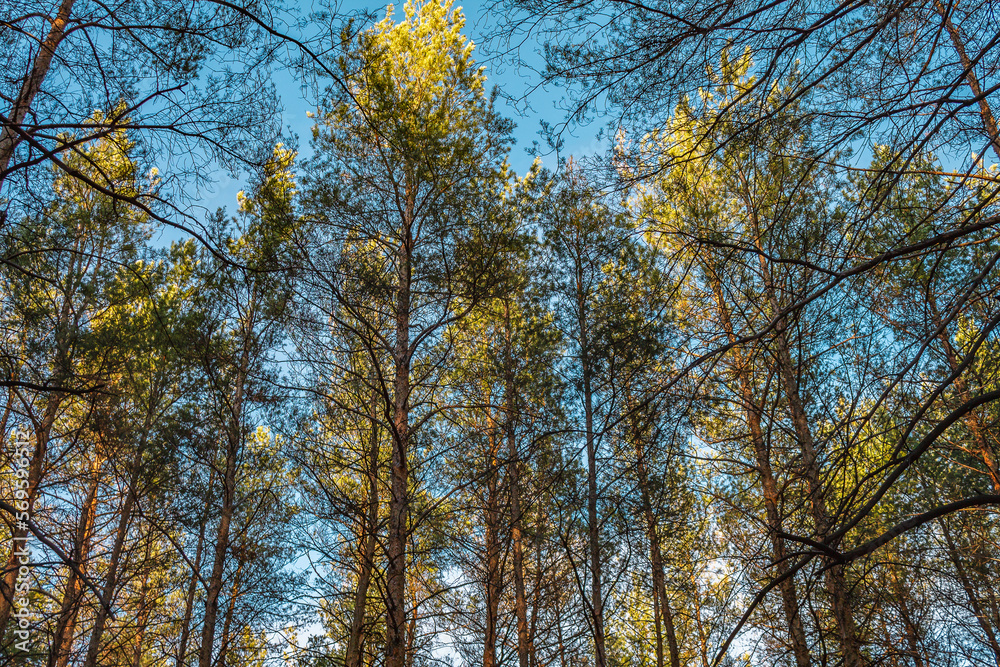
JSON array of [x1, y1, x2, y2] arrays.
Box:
[[503, 298, 532, 667], [49, 456, 101, 667], [386, 196, 414, 667], [346, 382, 382, 667], [706, 267, 812, 667]]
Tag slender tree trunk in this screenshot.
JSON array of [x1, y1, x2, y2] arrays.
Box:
[[404, 578, 418, 667], [555, 596, 568, 667], [503, 299, 532, 667], [691, 569, 710, 667], [0, 391, 62, 632], [932, 0, 1000, 162], [49, 457, 101, 667], [631, 412, 679, 667], [651, 573, 665, 667], [346, 382, 382, 667], [483, 427, 502, 667], [940, 518, 1000, 667], [576, 281, 606, 667], [0, 0, 76, 181], [198, 341, 250, 667], [0, 371, 16, 441], [529, 537, 544, 667], [218, 557, 246, 667], [888, 565, 925, 667], [130, 541, 154, 667], [386, 200, 414, 667], [927, 297, 1000, 493], [176, 474, 214, 667], [83, 421, 152, 667], [763, 276, 863, 667], [707, 270, 812, 667]]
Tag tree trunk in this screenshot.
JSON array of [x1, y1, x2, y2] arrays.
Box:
[[940, 518, 1000, 666], [707, 269, 811, 667], [386, 199, 413, 667], [932, 0, 1000, 162], [483, 427, 502, 667], [346, 382, 382, 667], [218, 556, 246, 667], [83, 422, 151, 667], [0, 391, 62, 632], [631, 416, 680, 667], [503, 299, 532, 667], [130, 542, 154, 667], [0, 0, 76, 181], [49, 457, 101, 667], [176, 475, 214, 667], [198, 341, 249, 667], [761, 266, 863, 667], [927, 297, 1000, 493], [888, 565, 925, 667], [577, 281, 606, 667]]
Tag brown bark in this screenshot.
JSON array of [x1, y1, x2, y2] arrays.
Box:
[[932, 1, 1000, 162], [130, 541, 154, 667], [3, 235, 81, 632], [346, 382, 382, 667], [927, 297, 1000, 493], [404, 578, 418, 667], [761, 269, 863, 667], [0, 391, 62, 633], [0, 372, 16, 442], [940, 519, 1000, 667], [386, 193, 414, 667], [691, 569, 711, 667], [483, 426, 502, 667], [0, 0, 76, 181], [888, 566, 926, 667], [175, 474, 214, 667], [731, 184, 861, 665], [49, 456, 101, 667], [706, 269, 812, 667], [83, 415, 153, 667], [632, 421, 680, 667], [576, 273, 607, 667], [503, 298, 532, 667], [198, 339, 250, 667], [218, 554, 246, 667]]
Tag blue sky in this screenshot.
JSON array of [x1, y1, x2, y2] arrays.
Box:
[[189, 0, 604, 222]]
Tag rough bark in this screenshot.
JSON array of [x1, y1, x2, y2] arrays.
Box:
[[83, 419, 151, 667], [707, 269, 812, 667], [386, 194, 414, 667], [0, 0, 76, 181], [198, 339, 250, 667], [49, 457, 101, 667], [0, 391, 62, 632], [346, 382, 382, 667], [503, 298, 532, 667]]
